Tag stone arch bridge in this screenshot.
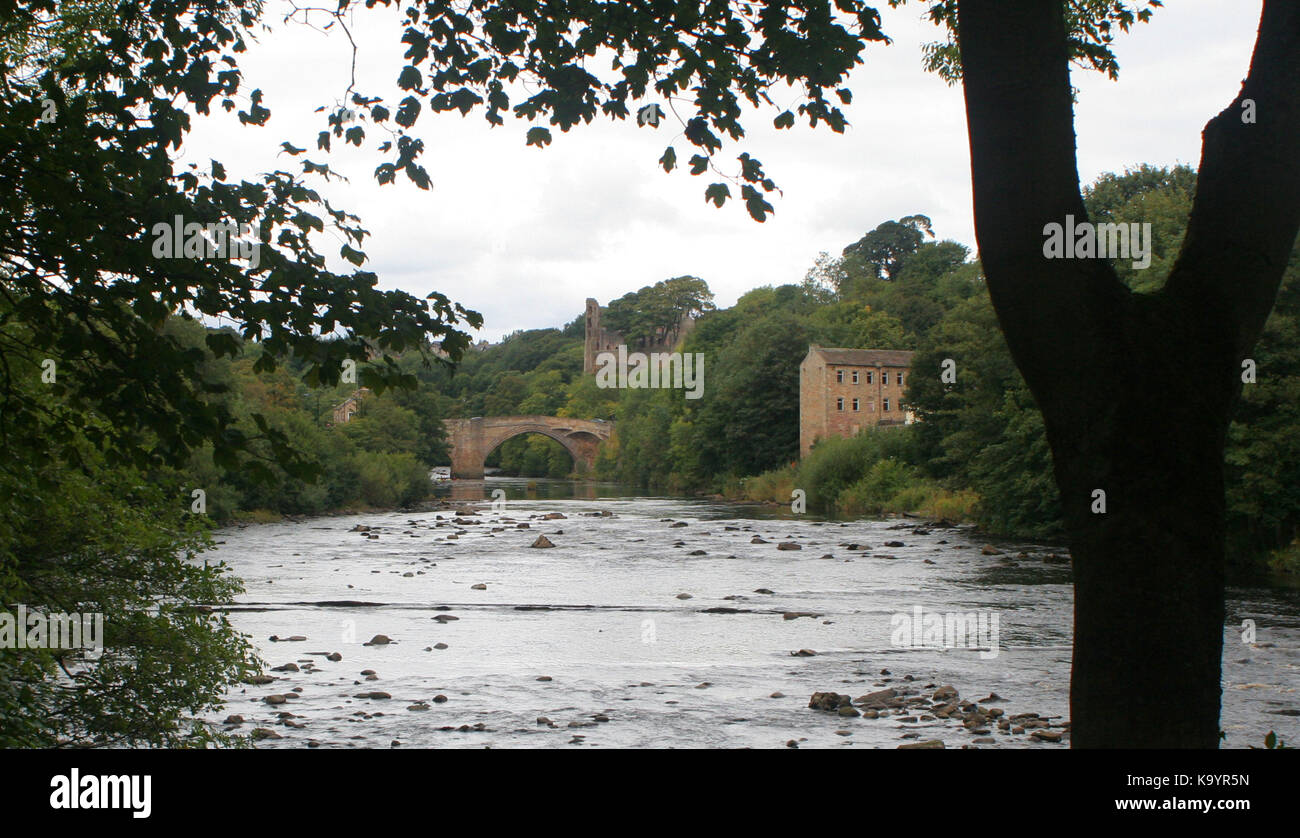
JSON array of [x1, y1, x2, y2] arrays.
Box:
[[443, 416, 614, 479]]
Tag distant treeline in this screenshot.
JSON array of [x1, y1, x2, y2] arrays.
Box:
[[148, 166, 1297, 572]]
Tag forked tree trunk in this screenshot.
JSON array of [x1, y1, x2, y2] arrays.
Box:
[[956, 1, 1300, 747]]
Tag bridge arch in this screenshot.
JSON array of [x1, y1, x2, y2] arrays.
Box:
[[443, 416, 614, 479]]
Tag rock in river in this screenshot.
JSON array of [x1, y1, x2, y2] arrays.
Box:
[[808, 692, 852, 711]]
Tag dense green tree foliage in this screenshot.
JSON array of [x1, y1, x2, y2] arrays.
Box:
[[602, 276, 716, 346]]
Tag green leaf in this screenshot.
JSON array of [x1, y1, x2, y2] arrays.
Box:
[[340, 244, 366, 266], [395, 96, 421, 128], [704, 183, 730, 208], [636, 103, 663, 127], [659, 146, 676, 172], [397, 65, 423, 90], [526, 126, 553, 148]]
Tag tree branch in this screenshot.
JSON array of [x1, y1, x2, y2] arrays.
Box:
[[1164, 0, 1300, 359], [956, 0, 1129, 413]]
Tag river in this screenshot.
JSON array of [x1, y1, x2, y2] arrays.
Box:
[[207, 478, 1300, 748]]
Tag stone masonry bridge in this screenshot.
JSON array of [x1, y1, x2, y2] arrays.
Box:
[[443, 415, 614, 479]]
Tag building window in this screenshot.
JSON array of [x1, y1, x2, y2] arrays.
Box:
[[851, 371, 859, 384], [836, 370, 844, 383], [898, 373, 905, 387], [836, 397, 844, 411], [866, 371, 874, 384], [883, 398, 890, 411], [852, 398, 860, 411]]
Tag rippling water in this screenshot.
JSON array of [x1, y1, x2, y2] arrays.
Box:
[[207, 478, 1300, 748]]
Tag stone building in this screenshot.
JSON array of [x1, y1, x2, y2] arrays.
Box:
[[799, 346, 915, 458], [583, 297, 695, 374], [330, 387, 370, 426]]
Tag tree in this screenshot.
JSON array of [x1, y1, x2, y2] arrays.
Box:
[[842, 214, 934, 280], [602, 276, 715, 346], [1, 0, 480, 744], [1, 0, 482, 482], [954, 1, 1300, 746]]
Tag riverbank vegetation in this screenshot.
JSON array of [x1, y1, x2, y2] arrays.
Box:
[[152, 167, 1299, 575]]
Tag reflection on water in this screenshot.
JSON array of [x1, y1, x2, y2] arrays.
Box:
[[207, 477, 1300, 749]]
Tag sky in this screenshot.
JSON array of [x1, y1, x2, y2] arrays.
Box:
[[181, 0, 1264, 342]]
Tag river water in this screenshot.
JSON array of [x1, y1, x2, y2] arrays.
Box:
[[207, 478, 1300, 748]]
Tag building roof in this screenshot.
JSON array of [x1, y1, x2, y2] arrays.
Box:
[[807, 346, 914, 367]]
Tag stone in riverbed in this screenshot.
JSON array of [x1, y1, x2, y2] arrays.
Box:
[[354, 691, 391, 700], [790, 648, 817, 657], [470, 583, 487, 590], [326, 652, 342, 662], [782, 611, 820, 621], [263, 694, 288, 705], [675, 593, 693, 600], [530, 535, 555, 548], [224, 715, 244, 725], [855, 688, 899, 709], [932, 685, 959, 702], [271, 663, 298, 672], [363, 635, 392, 646], [808, 692, 852, 711], [897, 740, 945, 749], [776, 542, 802, 551]]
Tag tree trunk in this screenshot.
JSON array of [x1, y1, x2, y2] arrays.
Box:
[[1049, 325, 1231, 748], [956, 0, 1300, 747]]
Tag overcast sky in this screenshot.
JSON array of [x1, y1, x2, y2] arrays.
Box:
[[181, 1, 1263, 342]]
